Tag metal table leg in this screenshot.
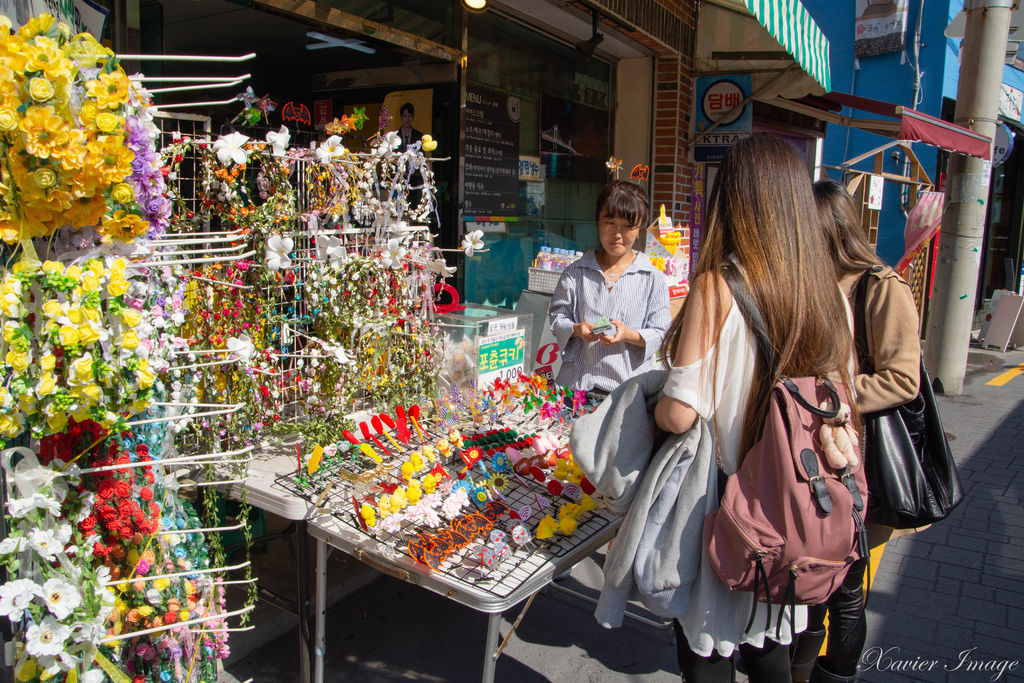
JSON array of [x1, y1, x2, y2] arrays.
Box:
[[296, 519, 313, 683], [481, 611, 502, 683], [314, 537, 327, 683]]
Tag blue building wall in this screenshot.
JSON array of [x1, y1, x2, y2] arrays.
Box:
[[802, 0, 955, 264]]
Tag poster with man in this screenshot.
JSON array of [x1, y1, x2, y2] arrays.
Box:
[[855, 0, 909, 57]]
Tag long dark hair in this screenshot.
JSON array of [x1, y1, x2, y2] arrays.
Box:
[[661, 136, 856, 457], [814, 178, 882, 276]]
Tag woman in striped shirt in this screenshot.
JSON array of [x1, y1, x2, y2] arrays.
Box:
[[548, 181, 670, 394]]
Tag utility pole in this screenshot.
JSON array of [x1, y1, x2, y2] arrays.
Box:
[[924, 0, 1012, 394]]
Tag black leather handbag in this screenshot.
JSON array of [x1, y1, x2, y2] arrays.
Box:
[[854, 269, 964, 529]]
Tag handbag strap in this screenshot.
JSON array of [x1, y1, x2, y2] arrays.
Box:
[[720, 263, 777, 380], [853, 267, 882, 375]]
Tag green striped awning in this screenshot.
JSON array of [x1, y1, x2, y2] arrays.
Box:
[[743, 0, 830, 92], [696, 0, 831, 97]]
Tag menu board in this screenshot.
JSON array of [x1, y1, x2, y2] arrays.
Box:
[[463, 85, 520, 219]]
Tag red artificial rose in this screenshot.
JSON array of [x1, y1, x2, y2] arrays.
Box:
[[79, 515, 96, 532], [148, 503, 160, 517], [97, 480, 115, 500], [145, 472, 154, 484], [138, 522, 154, 535], [163, 611, 178, 624], [99, 505, 117, 522], [139, 487, 153, 501], [118, 501, 134, 519], [114, 481, 131, 498], [115, 455, 131, 466], [119, 526, 133, 539], [93, 542, 108, 556]]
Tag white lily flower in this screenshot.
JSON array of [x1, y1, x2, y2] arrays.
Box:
[[315, 135, 346, 163], [0, 579, 40, 621], [226, 334, 254, 362], [381, 238, 407, 270], [265, 233, 293, 271], [317, 235, 348, 268], [462, 229, 485, 257], [213, 131, 250, 166], [429, 257, 457, 276], [41, 578, 82, 620], [266, 125, 290, 157]]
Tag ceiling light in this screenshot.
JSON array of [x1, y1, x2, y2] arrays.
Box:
[[575, 10, 604, 58], [462, 0, 487, 13]]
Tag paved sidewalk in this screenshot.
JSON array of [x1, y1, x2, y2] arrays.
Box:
[[223, 347, 1024, 682], [858, 347, 1024, 683]]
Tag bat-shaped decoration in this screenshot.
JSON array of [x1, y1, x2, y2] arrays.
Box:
[[282, 101, 311, 126], [630, 163, 650, 182]]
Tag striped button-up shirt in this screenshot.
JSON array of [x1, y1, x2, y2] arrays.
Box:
[[548, 250, 670, 393]]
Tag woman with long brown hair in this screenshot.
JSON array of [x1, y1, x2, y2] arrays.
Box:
[[654, 136, 857, 681], [786, 178, 921, 683]]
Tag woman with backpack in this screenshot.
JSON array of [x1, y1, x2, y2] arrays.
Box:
[[654, 136, 859, 682], [787, 178, 922, 683]]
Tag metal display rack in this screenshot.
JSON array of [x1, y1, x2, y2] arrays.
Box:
[[268, 410, 621, 683]]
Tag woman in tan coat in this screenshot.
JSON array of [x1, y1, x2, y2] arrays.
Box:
[[790, 179, 921, 683]]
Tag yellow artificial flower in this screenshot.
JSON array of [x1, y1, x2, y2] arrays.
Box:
[[68, 33, 108, 68], [46, 411, 67, 433], [39, 353, 56, 371], [99, 210, 148, 242], [110, 182, 133, 204], [76, 322, 100, 345], [42, 300, 62, 318], [86, 72, 130, 110], [35, 373, 56, 398], [94, 112, 121, 134], [120, 308, 141, 328], [18, 106, 69, 160], [18, 13, 55, 38], [130, 399, 150, 414], [64, 307, 85, 325], [79, 270, 99, 292], [137, 605, 153, 618], [65, 265, 82, 280], [28, 77, 54, 102], [117, 330, 139, 350], [58, 324, 79, 346], [22, 36, 71, 84], [33, 167, 57, 189], [78, 100, 99, 127], [0, 415, 22, 438], [2, 322, 16, 343], [0, 107, 17, 132], [71, 355, 94, 384], [153, 578, 170, 591], [77, 383, 102, 403], [41, 260, 63, 273], [81, 306, 100, 323], [67, 196, 107, 228], [5, 348, 29, 373], [107, 268, 129, 297], [136, 360, 155, 390], [86, 260, 104, 278], [18, 395, 36, 415]]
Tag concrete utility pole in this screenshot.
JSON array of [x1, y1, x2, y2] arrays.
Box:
[[924, 0, 1012, 395]]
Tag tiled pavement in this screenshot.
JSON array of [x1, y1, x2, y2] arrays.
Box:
[[224, 347, 1024, 682], [858, 348, 1024, 683]]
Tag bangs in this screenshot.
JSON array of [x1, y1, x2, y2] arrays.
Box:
[[598, 183, 648, 227]]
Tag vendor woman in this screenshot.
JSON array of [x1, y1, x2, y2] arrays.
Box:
[[548, 181, 670, 394]]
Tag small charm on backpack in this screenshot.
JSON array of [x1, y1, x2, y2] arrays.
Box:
[[818, 400, 860, 469]]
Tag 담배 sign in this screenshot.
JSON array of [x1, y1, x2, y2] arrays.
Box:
[[694, 75, 751, 163], [477, 329, 526, 388]]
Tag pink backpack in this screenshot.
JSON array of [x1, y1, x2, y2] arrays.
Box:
[[703, 266, 869, 636]]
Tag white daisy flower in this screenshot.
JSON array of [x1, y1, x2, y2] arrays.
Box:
[[462, 229, 485, 257], [41, 578, 82, 620], [25, 617, 70, 657], [265, 233, 294, 271], [0, 579, 40, 621]]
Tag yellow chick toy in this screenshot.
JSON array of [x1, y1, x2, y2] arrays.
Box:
[[392, 486, 408, 510], [536, 515, 558, 540], [422, 473, 437, 494], [579, 494, 596, 513], [437, 439, 452, 458], [407, 480, 422, 505], [377, 494, 393, 517], [448, 428, 464, 448], [559, 502, 581, 520], [359, 503, 377, 528], [422, 445, 436, 462], [409, 451, 424, 472], [558, 516, 578, 536]]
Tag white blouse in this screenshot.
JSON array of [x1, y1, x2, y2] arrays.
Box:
[[662, 295, 808, 657]]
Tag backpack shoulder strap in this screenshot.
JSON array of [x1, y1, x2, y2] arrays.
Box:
[[720, 263, 776, 378]]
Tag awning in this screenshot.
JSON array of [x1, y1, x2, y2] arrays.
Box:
[[768, 91, 993, 160], [696, 0, 831, 99]]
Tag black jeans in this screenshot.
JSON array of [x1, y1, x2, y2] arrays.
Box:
[[673, 621, 792, 683], [806, 557, 868, 677]]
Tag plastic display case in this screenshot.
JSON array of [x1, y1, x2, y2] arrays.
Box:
[[436, 304, 533, 390]]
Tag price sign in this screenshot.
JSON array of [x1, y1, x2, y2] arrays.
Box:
[[477, 329, 526, 388]]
